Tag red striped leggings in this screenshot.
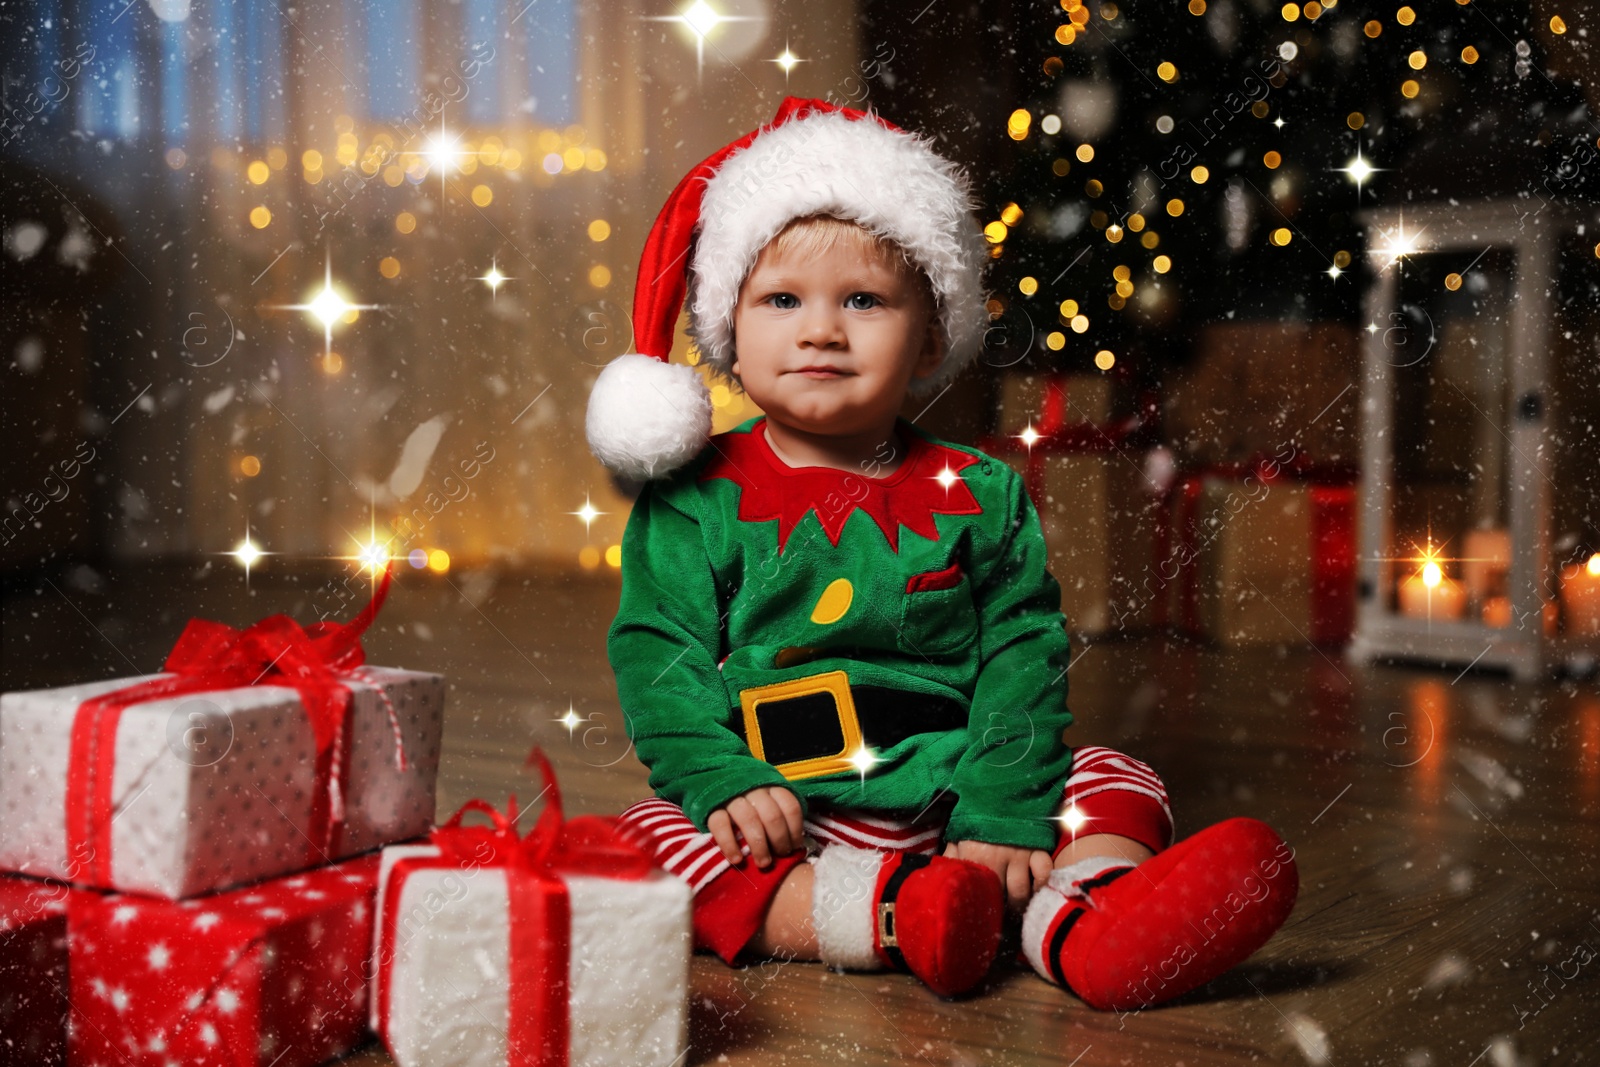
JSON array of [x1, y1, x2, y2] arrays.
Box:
[[614, 745, 1173, 964]]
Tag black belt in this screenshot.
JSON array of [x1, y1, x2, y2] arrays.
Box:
[[731, 669, 968, 781]]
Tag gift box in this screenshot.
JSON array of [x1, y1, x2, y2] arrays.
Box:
[[0, 876, 69, 1067], [1162, 321, 1359, 467], [998, 371, 1113, 435], [67, 853, 381, 1067], [372, 751, 690, 1067], [985, 394, 1166, 637], [0, 565, 444, 898], [1151, 462, 1356, 648]]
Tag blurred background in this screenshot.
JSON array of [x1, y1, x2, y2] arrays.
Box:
[[3, 2, 1600, 1062]]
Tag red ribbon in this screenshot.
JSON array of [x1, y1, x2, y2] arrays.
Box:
[[376, 748, 653, 1067], [65, 563, 399, 888]]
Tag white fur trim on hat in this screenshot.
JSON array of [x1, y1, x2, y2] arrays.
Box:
[[584, 353, 713, 481], [685, 109, 990, 398], [808, 845, 887, 972]]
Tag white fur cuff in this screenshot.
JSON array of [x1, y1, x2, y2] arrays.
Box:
[[1020, 856, 1132, 983], [808, 845, 886, 972]]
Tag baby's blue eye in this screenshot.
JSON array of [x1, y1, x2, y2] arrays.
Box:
[[768, 293, 799, 309], [847, 293, 879, 310]]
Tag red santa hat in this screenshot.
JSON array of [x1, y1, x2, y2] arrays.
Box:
[[584, 95, 991, 481]]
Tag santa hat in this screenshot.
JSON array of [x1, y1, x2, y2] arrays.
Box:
[[584, 95, 991, 482]]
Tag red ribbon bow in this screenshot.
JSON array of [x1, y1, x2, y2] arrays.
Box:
[[66, 564, 400, 889], [377, 749, 654, 1067]]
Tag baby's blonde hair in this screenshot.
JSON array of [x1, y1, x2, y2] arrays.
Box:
[[755, 213, 936, 311]]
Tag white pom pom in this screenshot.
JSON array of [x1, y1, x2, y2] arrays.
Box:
[[585, 354, 713, 481]]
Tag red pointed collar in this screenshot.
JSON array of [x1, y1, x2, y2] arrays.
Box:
[[698, 417, 983, 554]]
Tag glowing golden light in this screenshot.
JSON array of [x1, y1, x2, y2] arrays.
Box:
[[1046, 331, 1066, 351], [1157, 61, 1178, 82], [1094, 350, 1115, 370], [1408, 50, 1428, 70], [1587, 554, 1600, 578], [232, 538, 263, 569], [1076, 143, 1095, 162], [570, 494, 605, 530], [1421, 561, 1443, 588], [588, 219, 611, 242], [1271, 227, 1293, 246], [1154, 254, 1172, 273], [247, 161, 270, 185], [1019, 276, 1039, 296], [249, 206, 272, 229], [1396, 6, 1415, 25], [1371, 219, 1424, 268], [1282, 3, 1300, 21], [1445, 272, 1463, 291], [1401, 79, 1420, 99], [240, 455, 262, 477], [849, 745, 880, 777], [1167, 198, 1185, 216], [379, 256, 401, 279], [1550, 15, 1567, 34], [1461, 45, 1480, 64], [354, 542, 392, 575], [479, 258, 509, 296], [1364, 19, 1383, 37], [1070, 314, 1090, 333], [985, 221, 1009, 244], [427, 549, 450, 573], [1190, 165, 1210, 183], [1347, 112, 1365, 130]]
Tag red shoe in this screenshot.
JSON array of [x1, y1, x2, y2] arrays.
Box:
[[1020, 817, 1298, 1011], [810, 844, 1002, 997]]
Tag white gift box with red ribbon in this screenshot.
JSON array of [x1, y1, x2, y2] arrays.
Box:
[[371, 754, 691, 1067], [0, 566, 444, 899]]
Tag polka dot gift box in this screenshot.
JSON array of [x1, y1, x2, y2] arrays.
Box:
[[0, 566, 444, 899]]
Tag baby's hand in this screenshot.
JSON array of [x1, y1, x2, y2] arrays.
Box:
[[706, 785, 804, 870], [943, 840, 1054, 911]]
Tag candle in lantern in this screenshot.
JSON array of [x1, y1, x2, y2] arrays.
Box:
[[1561, 554, 1600, 636], [1399, 560, 1467, 621]]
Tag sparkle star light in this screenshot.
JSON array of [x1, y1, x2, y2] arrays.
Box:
[[479, 258, 509, 298], [569, 494, 606, 531], [771, 40, 804, 78], [644, 1, 760, 81], [849, 744, 879, 783], [270, 248, 381, 361], [556, 704, 585, 734], [1337, 145, 1382, 199], [1370, 216, 1426, 271], [1058, 803, 1090, 835], [422, 118, 472, 201], [1016, 423, 1043, 449]]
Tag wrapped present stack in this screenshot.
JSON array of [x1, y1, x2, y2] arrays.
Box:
[[0, 564, 692, 1067], [1152, 322, 1360, 648], [980, 369, 1166, 637], [0, 565, 444, 1066]]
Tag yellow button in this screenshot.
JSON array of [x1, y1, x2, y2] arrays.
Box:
[[810, 578, 854, 625]]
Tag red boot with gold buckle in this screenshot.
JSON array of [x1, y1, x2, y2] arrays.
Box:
[[808, 844, 1002, 997]]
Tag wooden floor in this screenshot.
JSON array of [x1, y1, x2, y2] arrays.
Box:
[[5, 562, 1599, 1065]]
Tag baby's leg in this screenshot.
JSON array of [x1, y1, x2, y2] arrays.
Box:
[[748, 860, 818, 958], [614, 797, 811, 965], [1050, 745, 1175, 863], [1020, 747, 1298, 1011]]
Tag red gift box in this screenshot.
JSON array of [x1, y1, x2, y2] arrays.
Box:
[[1, 876, 69, 1067], [67, 854, 381, 1067]]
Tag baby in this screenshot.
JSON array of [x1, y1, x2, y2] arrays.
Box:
[[586, 97, 1298, 1010]]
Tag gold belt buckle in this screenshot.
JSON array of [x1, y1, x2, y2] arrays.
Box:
[[738, 669, 863, 781]]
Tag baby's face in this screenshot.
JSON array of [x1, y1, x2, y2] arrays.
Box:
[[730, 236, 943, 438]]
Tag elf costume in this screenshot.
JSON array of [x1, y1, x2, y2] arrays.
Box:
[[587, 96, 1299, 1009]]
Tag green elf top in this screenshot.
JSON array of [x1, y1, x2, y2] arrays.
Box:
[[607, 412, 1074, 852]]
